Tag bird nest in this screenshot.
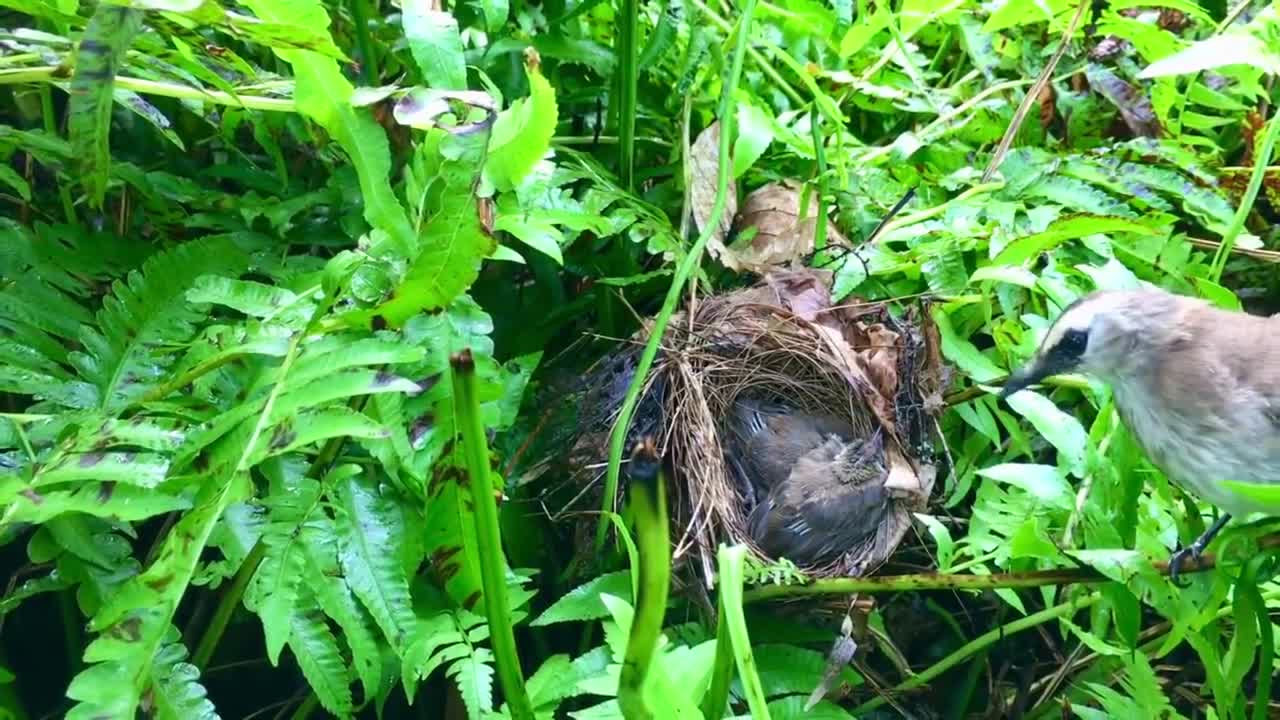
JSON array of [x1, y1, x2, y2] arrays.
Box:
[[560, 268, 948, 582]]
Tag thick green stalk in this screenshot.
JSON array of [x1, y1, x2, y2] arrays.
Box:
[[616, 440, 671, 719], [808, 105, 828, 251], [616, 0, 639, 190], [594, 0, 760, 553], [1238, 556, 1274, 720], [450, 349, 534, 720], [717, 545, 770, 719], [699, 591, 735, 719]]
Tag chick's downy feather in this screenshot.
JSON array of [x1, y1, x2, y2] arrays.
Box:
[[745, 428, 890, 564]]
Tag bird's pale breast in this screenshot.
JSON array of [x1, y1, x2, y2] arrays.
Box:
[[1112, 380, 1280, 518]]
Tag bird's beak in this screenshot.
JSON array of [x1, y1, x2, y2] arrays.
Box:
[[999, 359, 1050, 399]]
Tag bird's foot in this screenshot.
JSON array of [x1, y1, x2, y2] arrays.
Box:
[[1168, 514, 1233, 587], [1168, 542, 1206, 587]]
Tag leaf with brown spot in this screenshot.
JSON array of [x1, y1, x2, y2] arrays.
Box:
[[423, 459, 483, 608], [79, 451, 106, 468], [144, 574, 174, 593], [106, 615, 144, 643], [268, 423, 297, 452]]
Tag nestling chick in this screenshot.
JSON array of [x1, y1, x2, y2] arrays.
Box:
[[726, 398, 890, 565], [1001, 286, 1280, 581]]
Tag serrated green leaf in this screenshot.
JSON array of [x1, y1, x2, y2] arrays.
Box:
[[288, 599, 355, 717], [531, 571, 631, 626], [1004, 390, 1089, 477], [335, 474, 417, 651], [68, 236, 250, 413], [250, 408, 389, 463], [239, 0, 417, 255], [338, 134, 494, 329], [187, 276, 304, 320], [66, 467, 247, 719], [303, 516, 389, 707], [975, 463, 1074, 509], [448, 647, 496, 718], [931, 306, 1004, 383], [151, 636, 220, 720], [994, 215, 1158, 266]]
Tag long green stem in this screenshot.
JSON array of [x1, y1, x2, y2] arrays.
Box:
[[38, 84, 76, 224], [687, 0, 804, 106], [852, 592, 1103, 715], [0, 67, 297, 112], [809, 105, 828, 251], [1210, 109, 1280, 281], [594, 0, 760, 554], [743, 532, 1280, 602], [616, 440, 671, 719], [193, 540, 267, 670], [451, 349, 534, 720], [616, 0, 639, 190]]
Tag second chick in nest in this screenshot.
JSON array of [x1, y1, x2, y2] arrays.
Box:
[[726, 397, 890, 566]]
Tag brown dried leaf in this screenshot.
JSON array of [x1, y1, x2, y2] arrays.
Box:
[[689, 121, 737, 255], [720, 181, 849, 273], [862, 323, 901, 400], [762, 268, 834, 322]]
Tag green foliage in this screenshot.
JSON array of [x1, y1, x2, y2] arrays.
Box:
[[3, 0, 1280, 718]]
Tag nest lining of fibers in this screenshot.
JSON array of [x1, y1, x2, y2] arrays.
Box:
[[567, 267, 948, 582]]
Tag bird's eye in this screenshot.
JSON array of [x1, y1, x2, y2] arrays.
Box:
[[1059, 328, 1088, 355]]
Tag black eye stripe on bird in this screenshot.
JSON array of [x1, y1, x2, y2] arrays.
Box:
[[1000, 286, 1280, 584]]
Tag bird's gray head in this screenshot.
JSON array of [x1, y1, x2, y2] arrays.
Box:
[[1000, 289, 1176, 398]]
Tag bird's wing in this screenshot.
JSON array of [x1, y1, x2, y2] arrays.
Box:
[[748, 437, 890, 564], [1155, 303, 1280, 470]]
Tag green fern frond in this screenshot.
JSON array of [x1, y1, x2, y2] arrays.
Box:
[[335, 473, 418, 653], [246, 457, 322, 664], [150, 632, 221, 720], [68, 236, 250, 413], [448, 647, 496, 720], [1023, 175, 1134, 217], [303, 516, 392, 709], [288, 591, 356, 719]]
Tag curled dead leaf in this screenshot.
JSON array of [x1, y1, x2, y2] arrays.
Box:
[[721, 181, 849, 273], [689, 121, 737, 253]]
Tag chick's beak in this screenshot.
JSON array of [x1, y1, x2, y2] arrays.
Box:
[[999, 359, 1050, 399]]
